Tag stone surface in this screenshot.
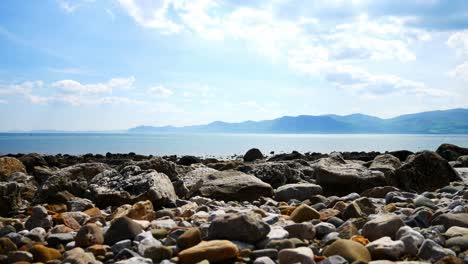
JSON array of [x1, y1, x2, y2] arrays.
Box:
[[362, 214, 405, 241], [387, 151, 461, 192], [62, 247, 100, 264], [436, 143, 468, 161], [275, 183, 323, 202], [289, 204, 320, 223], [432, 213, 468, 229], [89, 168, 177, 208], [75, 223, 104, 248], [178, 240, 239, 264], [365, 236, 405, 260], [177, 228, 202, 250], [369, 154, 401, 173], [323, 239, 371, 263], [104, 217, 143, 245], [208, 213, 270, 243], [244, 148, 264, 162], [0, 157, 26, 181], [314, 154, 387, 195], [278, 247, 315, 264], [29, 244, 62, 263], [188, 170, 274, 201]]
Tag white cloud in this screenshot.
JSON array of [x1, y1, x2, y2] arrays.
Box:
[[51, 76, 135, 94], [148, 85, 173, 97], [449, 60, 468, 80], [447, 30, 468, 55]]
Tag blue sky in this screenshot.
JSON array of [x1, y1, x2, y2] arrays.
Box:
[[1, 0, 468, 130]]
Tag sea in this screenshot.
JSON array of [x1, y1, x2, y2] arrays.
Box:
[[1, 133, 468, 157]]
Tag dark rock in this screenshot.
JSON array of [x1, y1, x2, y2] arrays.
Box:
[[0, 182, 22, 216], [274, 183, 322, 202], [432, 213, 468, 229], [104, 217, 143, 245], [386, 151, 462, 193], [177, 156, 201, 166], [241, 162, 303, 188], [436, 143, 468, 161], [35, 163, 110, 203], [243, 148, 264, 162], [188, 170, 273, 202], [268, 151, 305, 161], [18, 153, 48, 173], [387, 150, 414, 162], [369, 154, 401, 173], [208, 213, 270, 243]]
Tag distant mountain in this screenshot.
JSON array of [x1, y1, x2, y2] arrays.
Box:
[[128, 108, 468, 134]]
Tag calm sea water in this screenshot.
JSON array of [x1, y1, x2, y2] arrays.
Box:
[[0, 133, 468, 157]]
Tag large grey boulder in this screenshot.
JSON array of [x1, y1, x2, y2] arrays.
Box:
[[208, 213, 270, 243], [188, 170, 273, 201], [89, 166, 177, 208], [313, 153, 386, 195], [241, 162, 303, 188], [124, 157, 178, 181], [34, 163, 110, 203], [436, 143, 468, 161], [386, 151, 462, 193], [274, 183, 322, 202], [369, 154, 401, 173]]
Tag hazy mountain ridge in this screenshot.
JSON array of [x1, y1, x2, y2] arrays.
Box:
[[130, 108, 468, 134]]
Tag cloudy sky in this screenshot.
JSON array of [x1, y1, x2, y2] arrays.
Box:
[[1, 0, 468, 130]]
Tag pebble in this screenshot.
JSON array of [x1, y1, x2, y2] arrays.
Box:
[[104, 217, 143, 245], [278, 247, 315, 264], [322, 239, 372, 263], [178, 240, 239, 264], [361, 214, 405, 241], [365, 236, 405, 260], [290, 204, 320, 223]]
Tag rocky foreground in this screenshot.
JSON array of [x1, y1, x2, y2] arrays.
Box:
[[0, 143, 468, 264]]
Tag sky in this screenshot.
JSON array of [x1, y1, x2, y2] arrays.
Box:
[[1, 0, 468, 131]]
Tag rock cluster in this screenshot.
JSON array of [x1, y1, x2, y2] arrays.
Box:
[[0, 144, 467, 263]]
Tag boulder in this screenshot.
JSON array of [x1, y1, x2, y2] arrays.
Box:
[[268, 151, 305, 161], [89, 168, 177, 208], [369, 154, 401, 173], [386, 151, 462, 193], [208, 213, 270, 243], [188, 170, 273, 202], [178, 165, 218, 190], [0, 182, 22, 216], [313, 154, 386, 195], [436, 143, 468, 161], [244, 148, 264, 162], [35, 163, 110, 202], [274, 183, 323, 202], [242, 162, 303, 188], [29, 244, 62, 263], [127, 157, 178, 181], [0, 157, 26, 181], [178, 240, 239, 264], [289, 204, 320, 223], [177, 156, 201, 166], [453, 155, 468, 167], [387, 150, 414, 162], [177, 228, 202, 250], [18, 153, 48, 173]]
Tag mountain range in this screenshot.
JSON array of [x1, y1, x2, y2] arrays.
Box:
[[128, 108, 468, 134]]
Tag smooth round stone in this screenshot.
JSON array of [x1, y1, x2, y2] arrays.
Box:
[[445, 236, 468, 252], [0, 237, 17, 254], [143, 246, 173, 262], [327, 217, 344, 228], [176, 228, 202, 250], [151, 228, 168, 239], [289, 204, 320, 223], [361, 214, 405, 241], [178, 240, 239, 264], [251, 249, 279, 259], [104, 217, 143, 246], [253, 256, 276, 264], [418, 239, 456, 262], [7, 250, 33, 263], [365, 236, 405, 260], [322, 239, 371, 263], [284, 223, 316, 240], [414, 196, 437, 209], [315, 223, 337, 239], [111, 239, 133, 255], [278, 247, 314, 264], [267, 226, 289, 240], [317, 255, 349, 264], [75, 223, 104, 248], [0, 225, 16, 237], [47, 232, 75, 247], [266, 239, 294, 251]]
